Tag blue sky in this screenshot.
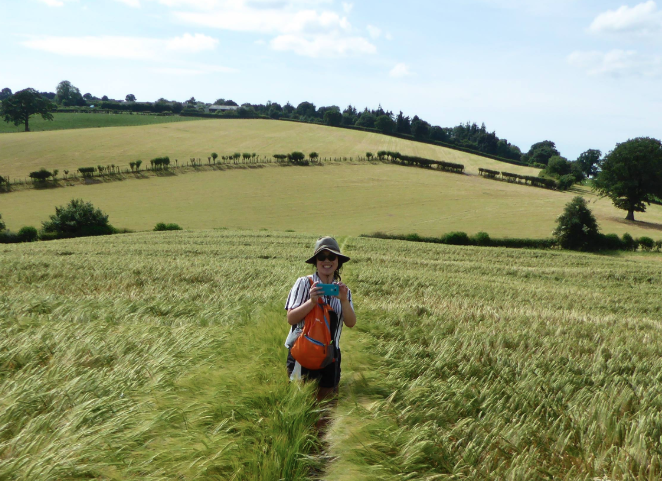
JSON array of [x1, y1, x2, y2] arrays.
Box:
[[2, 0, 662, 158]]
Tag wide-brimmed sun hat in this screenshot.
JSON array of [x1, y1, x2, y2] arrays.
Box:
[[305, 236, 351, 265]]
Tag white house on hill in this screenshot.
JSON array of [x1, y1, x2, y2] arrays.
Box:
[[208, 105, 239, 113]]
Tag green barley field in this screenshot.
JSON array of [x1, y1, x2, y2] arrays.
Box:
[[2, 230, 662, 480], [0, 112, 200, 134]]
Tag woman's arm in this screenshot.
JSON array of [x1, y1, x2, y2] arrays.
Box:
[[287, 299, 315, 325], [337, 282, 356, 328], [287, 281, 322, 326]]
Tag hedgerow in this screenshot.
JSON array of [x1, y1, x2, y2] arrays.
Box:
[[363, 230, 661, 252], [364, 231, 555, 249], [479, 168, 556, 189], [154, 222, 183, 231]]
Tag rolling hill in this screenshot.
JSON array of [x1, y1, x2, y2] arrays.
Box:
[[1, 118, 661, 239]]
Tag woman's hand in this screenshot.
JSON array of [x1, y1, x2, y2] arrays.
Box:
[[310, 282, 323, 304], [337, 282, 349, 301]]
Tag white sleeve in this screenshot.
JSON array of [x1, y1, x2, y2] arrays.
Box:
[[284, 277, 310, 310], [340, 288, 354, 324]]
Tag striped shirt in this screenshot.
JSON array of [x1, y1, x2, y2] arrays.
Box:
[[284, 273, 354, 349]]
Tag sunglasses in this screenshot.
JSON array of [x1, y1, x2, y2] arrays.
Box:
[[316, 252, 337, 262]]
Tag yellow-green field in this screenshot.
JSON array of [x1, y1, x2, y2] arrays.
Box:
[[2, 230, 662, 480], [0, 118, 537, 180], [2, 163, 662, 238], [0, 112, 201, 134]]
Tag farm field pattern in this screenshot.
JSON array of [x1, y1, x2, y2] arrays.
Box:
[[0, 112, 201, 134], [2, 163, 662, 239], [2, 230, 662, 479], [0, 117, 540, 180]]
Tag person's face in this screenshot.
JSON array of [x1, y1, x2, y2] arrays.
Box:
[[316, 250, 339, 278]]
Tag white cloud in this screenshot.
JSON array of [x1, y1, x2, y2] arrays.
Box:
[[174, 8, 350, 34], [367, 24, 381, 39], [473, 0, 576, 15], [37, 0, 65, 6], [152, 63, 237, 75], [342, 2, 353, 13], [166, 33, 219, 51], [157, 0, 219, 8], [270, 34, 375, 57], [568, 49, 661, 76], [114, 0, 141, 7], [22, 34, 219, 60], [389, 63, 413, 78], [590, 1, 662, 36], [170, 0, 373, 57]]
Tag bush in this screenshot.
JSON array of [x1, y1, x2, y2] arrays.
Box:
[[552, 196, 600, 250], [29, 168, 53, 182], [42, 199, 114, 238], [441, 231, 471, 245], [0, 213, 5, 232], [656, 240, 662, 252], [0, 231, 20, 243], [78, 167, 96, 177], [557, 175, 575, 191], [154, 222, 183, 231], [597, 233, 623, 250], [18, 226, 38, 242], [621, 233, 637, 251], [472, 231, 491, 246], [638, 236, 655, 251], [546, 156, 571, 176], [288, 151, 308, 165]]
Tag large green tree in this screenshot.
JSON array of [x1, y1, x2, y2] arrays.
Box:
[[576, 149, 602, 178], [0, 88, 55, 132], [593, 137, 662, 221], [374, 114, 395, 133], [55, 80, 84, 106], [0, 88, 12, 101], [524, 140, 560, 166]]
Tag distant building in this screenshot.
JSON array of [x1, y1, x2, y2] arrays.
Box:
[[208, 105, 239, 113]]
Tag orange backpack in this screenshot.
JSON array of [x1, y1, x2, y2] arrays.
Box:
[[290, 277, 336, 370]]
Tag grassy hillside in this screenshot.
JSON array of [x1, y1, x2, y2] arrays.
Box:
[[2, 230, 661, 479], [0, 112, 200, 134], [0, 118, 537, 180], [2, 163, 661, 238]]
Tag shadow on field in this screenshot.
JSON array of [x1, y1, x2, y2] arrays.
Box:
[[612, 217, 662, 232], [32, 182, 65, 190]]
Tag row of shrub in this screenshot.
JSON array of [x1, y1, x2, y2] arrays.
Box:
[[5, 148, 466, 191], [398, 155, 464, 173], [364, 231, 556, 249], [363, 230, 662, 252], [366, 151, 465, 173], [275, 117, 530, 167], [479, 168, 557, 189]]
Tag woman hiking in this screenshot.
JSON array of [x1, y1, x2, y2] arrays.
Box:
[[284, 237, 356, 402]]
